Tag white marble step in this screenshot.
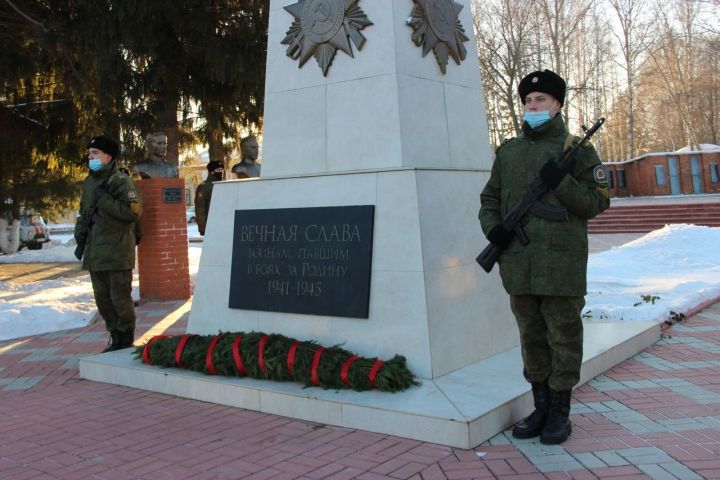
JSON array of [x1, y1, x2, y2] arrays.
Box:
[[79, 321, 659, 449]]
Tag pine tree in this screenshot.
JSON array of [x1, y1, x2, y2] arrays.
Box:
[[113, 0, 268, 165], [1, 0, 269, 230], [0, 1, 87, 225]]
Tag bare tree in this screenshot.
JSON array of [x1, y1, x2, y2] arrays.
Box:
[[700, 38, 720, 143], [693, 0, 720, 36], [607, 0, 654, 159], [646, 0, 703, 149], [472, 0, 719, 160], [566, 3, 614, 137], [537, 0, 595, 83], [532, 0, 613, 134], [472, 0, 541, 143]]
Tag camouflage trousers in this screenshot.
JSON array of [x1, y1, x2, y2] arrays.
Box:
[[510, 295, 585, 391], [89, 270, 136, 333]]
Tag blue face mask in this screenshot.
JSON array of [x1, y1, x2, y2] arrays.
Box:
[[524, 110, 553, 129], [88, 159, 104, 171]]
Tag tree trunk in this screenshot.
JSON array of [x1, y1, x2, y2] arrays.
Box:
[[626, 70, 635, 159], [207, 132, 225, 165], [0, 219, 20, 254]]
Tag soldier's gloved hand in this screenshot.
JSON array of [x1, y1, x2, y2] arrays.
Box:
[[539, 159, 569, 189], [93, 184, 108, 203], [487, 225, 513, 249]]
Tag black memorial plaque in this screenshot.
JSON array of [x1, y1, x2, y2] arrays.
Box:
[[162, 187, 183, 203], [229, 205, 375, 318]]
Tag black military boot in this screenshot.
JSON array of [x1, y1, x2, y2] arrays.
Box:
[[540, 390, 572, 444], [101, 331, 121, 353], [512, 381, 550, 439], [116, 329, 135, 349]]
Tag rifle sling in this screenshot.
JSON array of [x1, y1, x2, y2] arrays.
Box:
[[529, 200, 568, 221]]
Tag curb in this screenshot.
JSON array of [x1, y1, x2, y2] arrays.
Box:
[[661, 293, 720, 332], [684, 293, 720, 319]]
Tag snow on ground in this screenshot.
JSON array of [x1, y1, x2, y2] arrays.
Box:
[[584, 224, 720, 323], [0, 277, 99, 341], [1, 223, 203, 341], [1, 223, 719, 342]]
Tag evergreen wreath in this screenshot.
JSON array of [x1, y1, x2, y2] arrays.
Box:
[[134, 332, 418, 393]]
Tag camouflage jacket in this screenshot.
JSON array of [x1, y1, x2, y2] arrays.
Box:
[[75, 164, 141, 271], [479, 115, 610, 296]]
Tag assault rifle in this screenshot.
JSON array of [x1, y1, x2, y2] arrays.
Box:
[[74, 174, 112, 260], [73, 209, 94, 261], [476, 117, 605, 273]]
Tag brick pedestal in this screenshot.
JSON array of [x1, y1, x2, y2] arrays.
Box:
[[137, 178, 191, 301]]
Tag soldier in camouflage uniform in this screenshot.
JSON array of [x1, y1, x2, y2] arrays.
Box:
[[479, 70, 610, 444], [75, 136, 142, 352], [194, 160, 224, 236]]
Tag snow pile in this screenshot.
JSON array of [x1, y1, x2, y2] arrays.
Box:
[[584, 224, 720, 323]]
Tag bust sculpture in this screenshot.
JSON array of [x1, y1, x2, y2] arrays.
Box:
[[132, 132, 179, 179], [231, 135, 261, 179]]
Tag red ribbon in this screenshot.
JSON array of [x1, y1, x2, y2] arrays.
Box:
[[311, 347, 326, 385], [340, 355, 359, 388], [141, 335, 170, 365], [174, 334, 194, 368], [205, 335, 224, 375], [286, 341, 301, 377], [258, 335, 269, 374], [368, 359, 384, 389], [232, 335, 246, 376]]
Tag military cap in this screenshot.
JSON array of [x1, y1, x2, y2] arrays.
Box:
[[518, 70, 566, 106], [87, 135, 120, 159], [207, 160, 224, 171]]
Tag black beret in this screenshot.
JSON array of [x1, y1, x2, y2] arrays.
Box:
[[87, 135, 120, 159], [518, 70, 566, 106], [207, 160, 224, 171]]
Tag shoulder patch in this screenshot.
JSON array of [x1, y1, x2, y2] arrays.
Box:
[[128, 190, 138, 202], [593, 164, 608, 185]]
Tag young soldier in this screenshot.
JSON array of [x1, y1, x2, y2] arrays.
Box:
[[479, 70, 610, 444], [75, 136, 142, 352]]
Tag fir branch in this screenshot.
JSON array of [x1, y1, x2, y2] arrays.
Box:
[[135, 331, 419, 393], [3, 0, 47, 32]]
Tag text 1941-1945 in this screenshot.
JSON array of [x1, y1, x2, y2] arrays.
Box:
[[228, 205, 375, 318]]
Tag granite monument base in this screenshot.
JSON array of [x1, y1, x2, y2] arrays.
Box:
[[189, 169, 516, 380]]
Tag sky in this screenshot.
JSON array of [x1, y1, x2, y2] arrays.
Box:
[[1, 223, 719, 342]]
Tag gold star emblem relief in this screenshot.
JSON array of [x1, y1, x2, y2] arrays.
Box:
[[281, 0, 373, 77], [407, 0, 469, 74]]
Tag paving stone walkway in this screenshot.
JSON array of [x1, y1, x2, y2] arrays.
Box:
[[1, 298, 719, 479]]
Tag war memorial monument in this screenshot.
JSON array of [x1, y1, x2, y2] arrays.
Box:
[[81, 0, 660, 448]]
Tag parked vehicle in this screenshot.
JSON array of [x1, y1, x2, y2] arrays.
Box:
[[186, 206, 196, 223], [4, 214, 51, 250]]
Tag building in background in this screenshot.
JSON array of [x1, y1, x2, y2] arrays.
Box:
[[603, 145, 720, 197]]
